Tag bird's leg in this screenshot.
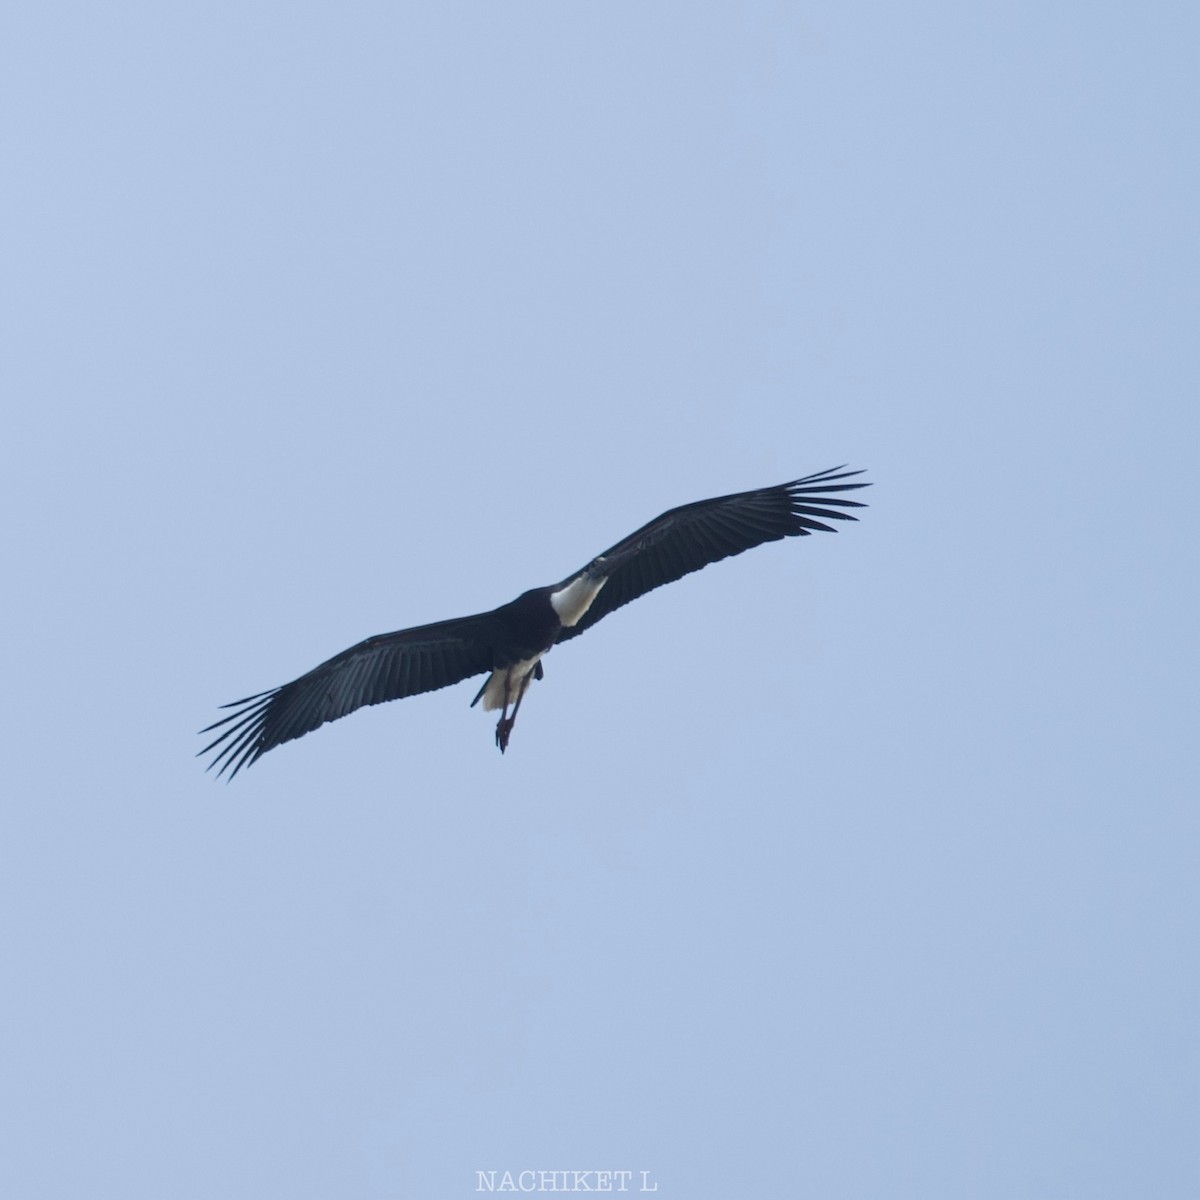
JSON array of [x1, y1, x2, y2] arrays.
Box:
[[495, 674, 512, 752], [495, 667, 534, 754]]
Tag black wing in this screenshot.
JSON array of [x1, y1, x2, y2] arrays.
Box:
[[198, 613, 498, 779], [556, 466, 869, 644]]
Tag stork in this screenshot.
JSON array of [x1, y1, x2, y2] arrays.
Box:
[[200, 466, 869, 777]]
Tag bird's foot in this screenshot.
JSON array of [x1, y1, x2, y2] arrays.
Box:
[[495, 717, 514, 753]]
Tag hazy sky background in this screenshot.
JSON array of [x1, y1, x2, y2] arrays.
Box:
[[2, 3, 1196, 1197]]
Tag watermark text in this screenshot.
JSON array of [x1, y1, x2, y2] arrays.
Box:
[[476, 1169, 658, 1193]]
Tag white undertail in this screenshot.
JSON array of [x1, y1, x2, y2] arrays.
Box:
[[478, 654, 544, 712]]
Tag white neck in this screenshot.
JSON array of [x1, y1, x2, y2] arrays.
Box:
[[549, 574, 607, 627]]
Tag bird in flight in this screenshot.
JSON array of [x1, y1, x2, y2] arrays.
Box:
[[200, 466, 869, 778]]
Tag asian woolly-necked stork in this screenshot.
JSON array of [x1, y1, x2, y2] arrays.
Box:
[[200, 466, 868, 777]]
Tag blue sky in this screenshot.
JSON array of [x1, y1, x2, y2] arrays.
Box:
[[2, 3, 1196, 1197]]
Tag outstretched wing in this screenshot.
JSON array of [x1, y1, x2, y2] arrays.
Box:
[[556, 466, 869, 644], [199, 613, 498, 779]]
